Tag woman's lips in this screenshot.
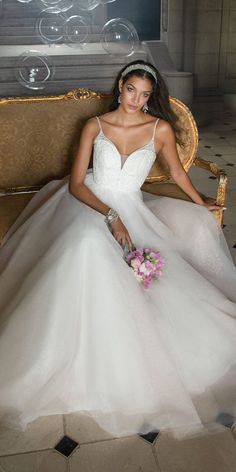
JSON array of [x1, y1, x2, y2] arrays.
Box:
[[128, 104, 138, 110]]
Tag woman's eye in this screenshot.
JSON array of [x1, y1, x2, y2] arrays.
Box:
[[144, 93, 150, 98], [127, 87, 134, 92]]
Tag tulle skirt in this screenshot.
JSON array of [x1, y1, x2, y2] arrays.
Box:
[[0, 172, 236, 440]]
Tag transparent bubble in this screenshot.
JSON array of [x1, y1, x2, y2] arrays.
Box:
[[40, 0, 64, 4], [101, 18, 139, 56], [38, 0, 73, 13], [36, 8, 67, 44], [76, 0, 100, 11], [64, 15, 90, 48], [100, 0, 116, 3], [15, 51, 54, 90], [16, 0, 33, 3]]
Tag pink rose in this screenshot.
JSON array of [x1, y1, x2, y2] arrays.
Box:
[[130, 257, 142, 270]]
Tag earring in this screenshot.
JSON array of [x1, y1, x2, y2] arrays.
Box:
[[142, 104, 148, 113], [118, 94, 122, 104]]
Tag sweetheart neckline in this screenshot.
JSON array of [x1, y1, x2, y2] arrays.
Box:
[[95, 130, 155, 170]]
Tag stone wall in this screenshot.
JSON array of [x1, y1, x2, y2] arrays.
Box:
[[161, 0, 236, 98], [219, 0, 236, 94]]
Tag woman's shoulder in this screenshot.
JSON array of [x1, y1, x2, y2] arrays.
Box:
[[154, 118, 176, 148], [83, 112, 117, 131], [82, 116, 100, 137], [155, 118, 175, 135], [96, 111, 118, 125]]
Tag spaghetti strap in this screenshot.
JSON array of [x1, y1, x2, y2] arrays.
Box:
[[95, 116, 102, 132], [152, 118, 160, 140]]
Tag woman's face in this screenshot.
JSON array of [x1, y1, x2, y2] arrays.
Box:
[[119, 75, 153, 113]]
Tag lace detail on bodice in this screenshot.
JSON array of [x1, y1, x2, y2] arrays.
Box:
[[90, 117, 159, 193]]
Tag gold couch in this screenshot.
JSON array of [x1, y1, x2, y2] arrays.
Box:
[[0, 88, 227, 242]]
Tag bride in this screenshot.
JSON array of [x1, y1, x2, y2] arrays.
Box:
[[0, 60, 236, 440]]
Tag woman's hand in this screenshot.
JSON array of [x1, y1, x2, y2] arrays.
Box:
[[201, 197, 226, 212], [110, 217, 133, 250], [202, 202, 226, 211]]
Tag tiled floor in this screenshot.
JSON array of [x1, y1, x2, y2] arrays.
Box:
[[0, 110, 236, 472]]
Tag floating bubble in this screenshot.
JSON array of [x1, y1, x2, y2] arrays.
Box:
[[101, 18, 139, 56], [40, 0, 63, 4], [76, 0, 100, 11], [64, 15, 90, 48], [15, 51, 54, 90], [16, 0, 33, 3], [36, 8, 67, 44], [38, 0, 73, 13], [100, 0, 116, 3]]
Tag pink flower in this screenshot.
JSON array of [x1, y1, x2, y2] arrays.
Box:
[[130, 257, 142, 270], [124, 245, 165, 289], [149, 251, 160, 259], [139, 262, 149, 276], [145, 260, 154, 272], [126, 249, 144, 264], [143, 275, 153, 289], [133, 249, 144, 262]]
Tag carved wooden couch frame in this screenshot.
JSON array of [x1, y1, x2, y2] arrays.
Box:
[[0, 88, 227, 242]]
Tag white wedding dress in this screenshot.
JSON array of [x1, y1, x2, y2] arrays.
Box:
[[0, 117, 236, 439]]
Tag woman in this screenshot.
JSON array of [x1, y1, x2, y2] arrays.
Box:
[[0, 60, 236, 440]]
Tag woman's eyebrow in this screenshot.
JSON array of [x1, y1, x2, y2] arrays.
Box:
[[126, 83, 152, 93]]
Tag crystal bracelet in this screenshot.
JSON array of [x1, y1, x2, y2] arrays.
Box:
[[104, 208, 119, 226]]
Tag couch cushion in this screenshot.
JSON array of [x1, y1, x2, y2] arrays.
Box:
[[0, 193, 35, 241], [142, 182, 192, 200]]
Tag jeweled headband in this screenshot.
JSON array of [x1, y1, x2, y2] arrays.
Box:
[[121, 64, 157, 83]]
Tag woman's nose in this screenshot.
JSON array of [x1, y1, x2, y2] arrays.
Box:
[[132, 95, 140, 105]]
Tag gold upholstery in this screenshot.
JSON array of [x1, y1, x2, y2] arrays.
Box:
[[0, 90, 111, 188], [0, 88, 227, 241]]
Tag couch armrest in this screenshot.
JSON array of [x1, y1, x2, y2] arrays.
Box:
[[193, 157, 227, 226], [193, 157, 227, 206], [193, 157, 227, 207]]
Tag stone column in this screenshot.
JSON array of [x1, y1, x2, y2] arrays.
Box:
[[161, 0, 184, 71], [193, 0, 222, 95], [219, 0, 236, 108]]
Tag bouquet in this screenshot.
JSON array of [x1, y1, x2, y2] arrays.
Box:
[[124, 246, 165, 289]]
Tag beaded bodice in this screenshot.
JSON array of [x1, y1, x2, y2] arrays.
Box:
[[91, 117, 159, 193]]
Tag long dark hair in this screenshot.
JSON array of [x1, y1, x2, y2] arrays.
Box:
[[109, 59, 182, 145]]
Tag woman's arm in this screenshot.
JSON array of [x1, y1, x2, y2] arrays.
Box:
[[69, 118, 132, 249], [156, 121, 220, 210], [69, 118, 110, 216]]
